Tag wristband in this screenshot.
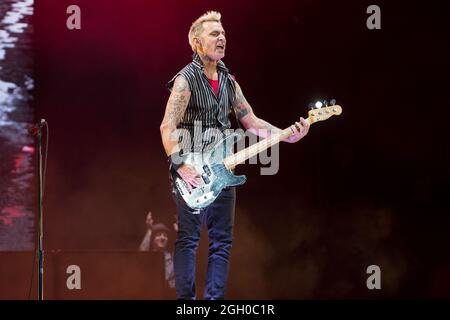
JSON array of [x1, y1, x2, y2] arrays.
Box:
[[168, 152, 185, 171]]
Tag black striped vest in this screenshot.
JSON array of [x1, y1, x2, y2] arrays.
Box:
[[168, 53, 236, 153]]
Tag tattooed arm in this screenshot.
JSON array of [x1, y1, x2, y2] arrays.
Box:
[[160, 75, 202, 188], [160, 75, 191, 156], [232, 81, 310, 143]]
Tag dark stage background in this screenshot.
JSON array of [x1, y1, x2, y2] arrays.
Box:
[[30, 0, 449, 298]]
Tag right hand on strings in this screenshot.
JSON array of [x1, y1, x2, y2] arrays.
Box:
[[177, 164, 202, 190]]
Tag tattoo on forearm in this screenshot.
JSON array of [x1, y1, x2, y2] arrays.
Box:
[[235, 105, 249, 119], [234, 85, 251, 119], [168, 93, 188, 124]]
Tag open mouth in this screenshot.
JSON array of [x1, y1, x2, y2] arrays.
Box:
[[216, 44, 225, 50]]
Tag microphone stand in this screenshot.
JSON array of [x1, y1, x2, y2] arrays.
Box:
[[38, 125, 44, 300], [31, 120, 45, 300]]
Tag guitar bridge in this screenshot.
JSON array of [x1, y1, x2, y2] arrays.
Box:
[[176, 179, 190, 195]]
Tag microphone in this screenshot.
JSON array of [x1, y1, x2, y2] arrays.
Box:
[[28, 119, 46, 136]]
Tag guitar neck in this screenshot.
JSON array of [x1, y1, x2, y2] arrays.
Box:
[[223, 119, 311, 170]]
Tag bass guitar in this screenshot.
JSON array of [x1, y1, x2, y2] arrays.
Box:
[[171, 104, 342, 209]]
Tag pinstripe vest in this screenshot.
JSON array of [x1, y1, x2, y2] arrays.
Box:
[[168, 53, 236, 153]]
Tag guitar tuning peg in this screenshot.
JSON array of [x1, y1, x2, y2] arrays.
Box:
[[323, 100, 328, 107], [330, 98, 336, 105], [308, 102, 315, 110]]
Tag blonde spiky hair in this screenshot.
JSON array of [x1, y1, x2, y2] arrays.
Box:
[[188, 11, 222, 52]]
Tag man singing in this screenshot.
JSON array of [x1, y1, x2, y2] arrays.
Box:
[[160, 11, 309, 300]]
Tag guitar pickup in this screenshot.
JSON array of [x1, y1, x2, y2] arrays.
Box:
[[202, 165, 212, 176], [201, 174, 210, 184]]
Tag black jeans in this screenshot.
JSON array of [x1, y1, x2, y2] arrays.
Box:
[[172, 184, 236, 300]]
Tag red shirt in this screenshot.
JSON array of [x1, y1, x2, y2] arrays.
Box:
[[208, 78, 219, 97]]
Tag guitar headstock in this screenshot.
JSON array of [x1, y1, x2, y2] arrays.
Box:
[[307, 99, 342, 124]]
